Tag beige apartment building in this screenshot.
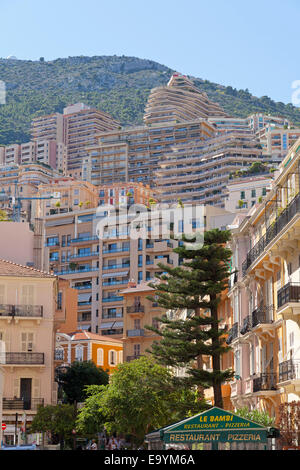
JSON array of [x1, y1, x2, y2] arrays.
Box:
[[121, 280, 164, 362], [144, 73, 228, 125], [0, 162, 62, 223], [31, 103, 120, 178], [85, 119, 216, 188], [224, 175, 273, 212], [155, 131, 265, 207], [0, 259, 77, 445], [36, 178, 99, 218], [223, 137, 300, 421]]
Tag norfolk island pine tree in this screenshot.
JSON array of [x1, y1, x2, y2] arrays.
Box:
[[145, 228, 235, 409]]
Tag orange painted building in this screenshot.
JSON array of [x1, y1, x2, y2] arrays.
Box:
[[55, 330, 123, 374]]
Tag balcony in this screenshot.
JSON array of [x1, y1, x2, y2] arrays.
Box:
[[70, 236, 98, 244], [2, 352, 45, 365], [127, 329, 145, 337], [0, 305, 43, 318], [278, 283, 300, 309], [102, 263, 130, 270], [251, 305, 274, 328], [226, 322, 238, 344], [242, 192, 300, 276], [70, 252, 99, 260], [240, 315, 251, 335], [278, 359, 300, 383], [54, 267, 99, 275], [102, 247, 130, 254], [252, 373, 277, 392], [127, 305, 145, 314], [3, 398, 44, 411], [126, 355, 143, 362], [102, 296, 124, 303]]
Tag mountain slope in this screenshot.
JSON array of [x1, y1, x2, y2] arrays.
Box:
[[0, 55, 299, 146]]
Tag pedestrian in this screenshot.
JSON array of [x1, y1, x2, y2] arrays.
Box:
[[90, 439, 97, 450]]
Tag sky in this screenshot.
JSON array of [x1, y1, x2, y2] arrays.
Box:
[[0, 0, 300, 104]]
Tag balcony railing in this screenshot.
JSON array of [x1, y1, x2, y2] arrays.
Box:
[[102, 247, 130, 254], [54, 267, 99, 275], [127, 305, 145, 314], [2, 352, 45, 365], [71, 236, 98, 243], [251, 305, 274, 327], [240, 315, 251, 335], [252, 373, 277, 392], [277, 283, 300, 309], [127, 329, 145, 337], [126, 355, 143, 362], [242, 192, 300, 276], [102, 296, 124, 302], [279, 359, 300, 382], [3, 398, 44, 411], [70, 252, 99, 259], [0, 305, 43, 318], [226, 322, 238, 344], [102, 263, 130, 270]]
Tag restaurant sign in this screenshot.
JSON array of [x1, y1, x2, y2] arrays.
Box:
[[161, 407, 269, 444]]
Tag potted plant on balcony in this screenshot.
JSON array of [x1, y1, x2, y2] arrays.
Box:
[[69, 262, 78, 271]]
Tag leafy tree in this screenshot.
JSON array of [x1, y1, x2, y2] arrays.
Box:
[[146, 229, 235, 408], [57, 360, 109, 404], [235, 406, 275, 427], [76, 356, 207, 446], [30, 404, 77, 448]]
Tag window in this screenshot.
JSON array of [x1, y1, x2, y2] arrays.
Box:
[[97, 348, 104, 366], [134, 319, 141, 330], [22, 285, 34, 305], [138, 255, 143, 267], [251, 189, 256, 198], [109, 350, 116, 366], [262, 187, 267, 196], [134, 344, 141, 357], [75, 345, 84, 362], [138, 238, 143, 251], [138, 271, 143, 283], [0, 285, 5, 304], [240, 191, 245, 200], [57, 292, 62, 310], [21, 332, 34, 352], [288, 262, 292, 277]]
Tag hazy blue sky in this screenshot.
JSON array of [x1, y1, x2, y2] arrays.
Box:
[[1, 0, 299, 104]]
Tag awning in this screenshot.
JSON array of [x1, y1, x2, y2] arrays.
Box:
[[80, 325, 91, 330], [99, 322, 114, 329], [102, 271, 129, 278], [99, 321, 123, 329], [45, 217, 74, 227], [78, 293, 92, 302]]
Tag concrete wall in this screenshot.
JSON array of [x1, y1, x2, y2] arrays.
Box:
[[0, 222, 34, 266]]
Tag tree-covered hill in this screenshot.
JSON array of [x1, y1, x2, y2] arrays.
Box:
[[0, 55, 299, 145]]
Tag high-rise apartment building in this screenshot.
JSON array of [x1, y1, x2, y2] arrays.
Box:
[[31, 103, 120, 178], [85, 119, 215, 187], [144, 73, 228, 125], [155, 131, 265, 207]]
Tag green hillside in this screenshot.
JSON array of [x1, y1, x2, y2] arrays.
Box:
[[0, 55, 299, 145]]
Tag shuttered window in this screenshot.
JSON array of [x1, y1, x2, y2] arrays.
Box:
[[21, 285, 35, 305], [21, 332, 34, 352], [0, 285, 5, 304], [96, 348, 104, 366]]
